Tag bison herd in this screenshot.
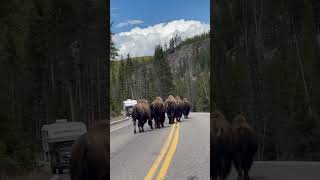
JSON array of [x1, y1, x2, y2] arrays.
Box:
[[212, 110, 258, 180], [132, 95, 192, 134]]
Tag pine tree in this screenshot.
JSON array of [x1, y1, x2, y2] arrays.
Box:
[[110, 22, 118, 60]]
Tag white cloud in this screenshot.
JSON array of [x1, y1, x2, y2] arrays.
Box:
[[115, 19, 144, 28], [127, 20, 144, 24], [115, 22, 128, 28], [113, 19, 210, 59]]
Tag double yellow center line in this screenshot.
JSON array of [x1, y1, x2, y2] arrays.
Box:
[[144, 121, 180, 180]]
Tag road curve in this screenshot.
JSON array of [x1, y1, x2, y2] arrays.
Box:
[[110, 112, 210, 180]]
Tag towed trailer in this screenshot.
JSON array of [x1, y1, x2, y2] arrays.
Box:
[[123, 99, 137, 116], [41, 119, 87, 174]]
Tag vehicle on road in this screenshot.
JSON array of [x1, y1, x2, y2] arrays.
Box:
[[41, 119, 87, 174], [123, 99, 137, 116]]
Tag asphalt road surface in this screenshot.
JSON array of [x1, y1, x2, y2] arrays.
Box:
[[110, 112, 210, 180], [49, 112, 320, 180]]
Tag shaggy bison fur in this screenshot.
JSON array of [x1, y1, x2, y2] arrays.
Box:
[[164, 95, 177, 124], [151, 96, 165, 128], [231, 115, 258, 180], [211, 110, 233, 180], [174, 96, 184, 122], [132, 99, 153, 133], [70, 121, 109, 180], [182, 98, 191, 119]]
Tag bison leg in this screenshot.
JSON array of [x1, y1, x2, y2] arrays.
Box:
[[161, 114, 165, 127], [133, 119, 137, 134], [233, 158, 243, 180], [148, 118, 153, 130], [237, 170, 243, 180], [243, 158, 253, 180], [154, 119, 158, 128], [244, 171, 250, 180], [138, 120, 142, 132], [141, 120, 145, 132]]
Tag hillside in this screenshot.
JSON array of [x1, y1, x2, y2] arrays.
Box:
[[110, 33, 210, 116]]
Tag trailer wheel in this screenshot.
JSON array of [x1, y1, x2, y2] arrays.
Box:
[[58, 168, 63, 174], [51, 166, 56, 174]]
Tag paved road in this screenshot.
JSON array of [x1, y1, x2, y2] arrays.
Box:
[[228, 161, 320, 180], [49, 112, 320, 180], [110, 112, 210, 180]]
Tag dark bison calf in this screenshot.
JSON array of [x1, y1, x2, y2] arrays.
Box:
[[132, 99, 153, 133], [212, 111, 232, 180], [151, 96, 165, 128], [164, 95, 176, 124], [70, 121, 108, 180], [182, 98, 191, 119], [232, 115, 258, 180]]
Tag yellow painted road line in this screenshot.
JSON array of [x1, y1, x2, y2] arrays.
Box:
[[144, 123, 177, 180], [156, 122, 180, 180]]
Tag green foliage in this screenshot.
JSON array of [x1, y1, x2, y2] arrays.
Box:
[[111, 33, 210, 112], [110, 22, 119, 60], [1, 0, 108, 176], [213, 0, 320, 160]]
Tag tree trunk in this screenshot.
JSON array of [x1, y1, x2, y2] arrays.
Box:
[[67, 82, 75, 122]]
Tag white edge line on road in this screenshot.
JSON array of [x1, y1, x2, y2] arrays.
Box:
[[110, 117, 130, 125], [49, 175, 60, 180], [110, 122, 132, 132]]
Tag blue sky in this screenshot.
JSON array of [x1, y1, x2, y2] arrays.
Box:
[[110, 0, 210, 59], [111, 0, 209, 33]]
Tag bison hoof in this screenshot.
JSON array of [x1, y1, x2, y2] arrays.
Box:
[[134, 130, 136, 134]]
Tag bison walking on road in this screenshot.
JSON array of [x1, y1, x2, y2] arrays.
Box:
[[70, 121, 109, 180], [212, 110, 233, 180], [151, 96, 165, 128], [182, 98, 191, 119], [132, 99, 153, 133], [164, 95, 177, 124], [231, 115, 258, 180], [174, 96, 184, 122]]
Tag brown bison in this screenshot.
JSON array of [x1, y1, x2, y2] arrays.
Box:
[[164, 95, 176, 124], [132, 99, 153, 133], [151, 96, 165, 128], [70, 121, 108, 180], [212, 111, 232, 180], [174, 96, 184, 122], [182, 98, 191, 119], [231, 115, 258, 180]]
